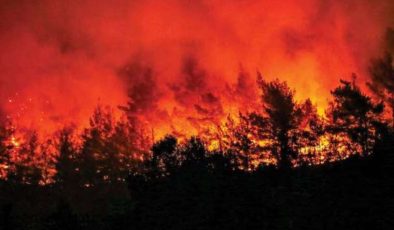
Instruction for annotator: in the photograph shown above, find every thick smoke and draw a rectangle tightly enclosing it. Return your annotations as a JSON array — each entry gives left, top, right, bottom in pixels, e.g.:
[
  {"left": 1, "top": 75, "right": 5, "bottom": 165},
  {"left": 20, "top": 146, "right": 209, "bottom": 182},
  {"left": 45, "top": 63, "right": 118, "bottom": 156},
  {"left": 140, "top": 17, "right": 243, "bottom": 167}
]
[{"left": 0, "top": 0, "right": 393, "bottom": 136}]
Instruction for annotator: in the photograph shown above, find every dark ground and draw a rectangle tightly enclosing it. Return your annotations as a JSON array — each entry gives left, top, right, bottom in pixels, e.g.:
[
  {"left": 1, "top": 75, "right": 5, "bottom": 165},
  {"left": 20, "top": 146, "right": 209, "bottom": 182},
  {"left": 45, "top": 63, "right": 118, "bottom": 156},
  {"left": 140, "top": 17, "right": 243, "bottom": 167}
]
[{"left": 1, "top": 152, "right": 393, "bottom": 230}]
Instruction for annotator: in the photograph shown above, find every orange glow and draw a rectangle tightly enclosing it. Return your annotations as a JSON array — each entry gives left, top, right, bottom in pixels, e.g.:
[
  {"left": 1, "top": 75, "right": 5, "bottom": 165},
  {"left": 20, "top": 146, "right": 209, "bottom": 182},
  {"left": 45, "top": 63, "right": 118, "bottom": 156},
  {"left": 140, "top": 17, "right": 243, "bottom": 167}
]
[
  {"left": 10, "top": 136, "right": 20, "bottom": 148},
  {"left": 0, "top": 0, "right": 393, "bottom": 176}
]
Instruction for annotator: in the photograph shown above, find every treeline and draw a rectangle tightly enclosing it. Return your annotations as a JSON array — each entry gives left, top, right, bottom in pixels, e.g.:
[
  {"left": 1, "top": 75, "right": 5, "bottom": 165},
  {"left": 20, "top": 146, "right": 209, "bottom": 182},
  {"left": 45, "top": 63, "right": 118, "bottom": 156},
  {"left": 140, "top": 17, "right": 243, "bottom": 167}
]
[
  {"left": 0, "top": 54, "right": 393, "bottom": 187},
  {"left": 0, "top": 54, "right": 393, "bottom": 230}
]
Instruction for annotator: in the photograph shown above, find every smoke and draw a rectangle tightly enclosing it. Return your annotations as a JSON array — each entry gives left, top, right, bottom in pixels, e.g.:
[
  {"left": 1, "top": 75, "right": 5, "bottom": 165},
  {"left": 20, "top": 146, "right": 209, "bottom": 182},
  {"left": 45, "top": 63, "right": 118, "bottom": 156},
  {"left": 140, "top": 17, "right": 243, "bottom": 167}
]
[
  {"left": 0, "top": 0, "right": 393, "bottom": 136},
  {"left": 385, "top": 28, "right": 394, "bottom": 55}
]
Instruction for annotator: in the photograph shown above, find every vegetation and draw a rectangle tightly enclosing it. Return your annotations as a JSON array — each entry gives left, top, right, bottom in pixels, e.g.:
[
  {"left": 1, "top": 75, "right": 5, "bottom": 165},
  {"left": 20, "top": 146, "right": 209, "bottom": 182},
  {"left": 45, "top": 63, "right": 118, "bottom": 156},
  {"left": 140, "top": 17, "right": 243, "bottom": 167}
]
[{"left": 0, "top": 55, "right": 394, "bottom": 229}]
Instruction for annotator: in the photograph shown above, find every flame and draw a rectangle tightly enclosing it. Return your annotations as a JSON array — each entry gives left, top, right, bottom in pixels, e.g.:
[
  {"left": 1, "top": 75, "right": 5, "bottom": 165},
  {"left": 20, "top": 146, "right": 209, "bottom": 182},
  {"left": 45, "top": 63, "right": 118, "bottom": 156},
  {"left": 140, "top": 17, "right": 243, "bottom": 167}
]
[
  {"left": 0, "top": 0, "right": 392, "bottom": 138},
  {"left": 10, "top": 136, "right": 20, "bottom": 148},
  {"left": 0, "top": 0, "right": 392, "bottom": 181}
]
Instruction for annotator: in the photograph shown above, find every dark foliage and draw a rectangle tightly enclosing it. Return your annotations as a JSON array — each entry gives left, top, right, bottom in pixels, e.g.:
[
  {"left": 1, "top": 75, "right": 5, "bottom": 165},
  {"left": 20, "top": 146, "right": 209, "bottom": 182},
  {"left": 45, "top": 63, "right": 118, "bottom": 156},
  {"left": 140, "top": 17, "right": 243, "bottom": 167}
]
[
  {"left": 0, "top": 143, "right": 393, "bottom": 229},
  {"left": 328, "top": 78, "right": 384, "bottom": 156},
  {"left": 0, "top": 76, "right": 393, "bottom": 230}
]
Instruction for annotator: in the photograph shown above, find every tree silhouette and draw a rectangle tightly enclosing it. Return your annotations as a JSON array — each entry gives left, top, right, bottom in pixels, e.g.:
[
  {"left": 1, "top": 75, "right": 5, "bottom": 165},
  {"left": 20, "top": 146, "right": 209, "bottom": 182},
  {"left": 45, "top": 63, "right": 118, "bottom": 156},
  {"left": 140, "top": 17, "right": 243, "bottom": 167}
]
[
  {"left": 295, "top": 99, "right": 325, "bottom": 165},
  {"left": 221, "top": 115, "right": 258, "bottom": 170},
  {"left": 0, "top": 70, "right": 392, "bottom": 229},
  {"left": 150, "top": 135, "right": 178, "bottom": 177},
  {"left": 79, "top": 105, "right": 149, "bottom": 186},
  {"left": 54, "top": 127, "right": 79, "bottom": 188},
  {"left": 0, "top": 121, "right": 13, "bottom": 180},
  {"left": 255, "top": 75, "right": 302, "bottom": 169},
  {"left": 179, "top": 136, "right": 208, "bottom": 166},
  {"left": 8, "top": 131, "right": 42, "bottom": 185},
  {"left": 80, "top": 105, "right": 115, "bottom": 187},
  {"left": 221, "top": 77, "right": 323, "bottom": 169},
  {"left": 328, "top": 78, "right": 384, "bottom": 156}
]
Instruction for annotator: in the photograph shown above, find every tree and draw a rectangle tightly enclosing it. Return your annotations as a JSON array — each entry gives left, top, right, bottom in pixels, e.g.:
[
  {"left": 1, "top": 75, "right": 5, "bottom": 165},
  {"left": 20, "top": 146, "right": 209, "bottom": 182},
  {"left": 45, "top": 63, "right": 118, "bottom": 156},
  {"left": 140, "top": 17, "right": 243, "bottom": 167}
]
[
  {"left": 110, "top": 117, "right": 150, "bottom": 179},
  {"left": 79, "top": 105, "right": 148, "bottom": 186},
  {"left": 8, "top": 131, "right": 42, "bottom": 185},
  {"left": 0, "top": 121, "right": 13, "bottom": 180},
  {"left": 221, "top": 114, "right": 266, "bottom": 171},
  {"left": 222, "top": 115, "right": 251, "bottom": 170},
  {"left": 221, "top": 76, "right": 323, "bottom": 169},
  {"left": 255, "top": 76, "right": 302, "bottom": 169},
  {"left": 328, "top": 78, "right": 384, "bottom": 156},
  {"left": 178, "top": 137, "right": 208, "bottom": 171},
  {"left": 150, "top": 135, "right": 178, "bottom": 176},
  {"left": 80, "top": 105, "right": 115, "bottom": 186},
  {"left": 39, "top": 138, "right": 57, "bottom": 185},
  {"left": 294, "top": 99, "right": 325, "bottom": 165},
  {"left": 54, "top": 127, "right": 79, "bottom": 188}
]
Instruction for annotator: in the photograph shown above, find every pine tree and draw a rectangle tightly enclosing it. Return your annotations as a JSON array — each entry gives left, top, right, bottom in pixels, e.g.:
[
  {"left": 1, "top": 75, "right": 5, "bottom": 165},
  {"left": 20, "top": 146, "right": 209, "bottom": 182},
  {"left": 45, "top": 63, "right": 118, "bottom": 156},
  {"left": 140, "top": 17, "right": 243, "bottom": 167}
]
[
  {"left": 54, "top": 127, "right": 78, "bottom": 188},
  {"left": 328, "top": 78, "right": 384, "bottom": 156},
  {"left": 8, "top": 131, "right": 42, "bottom": 185},
  {"left": 80, "top": 105, "right": 115, "bottom": 186},
  {"left": 255, "top": 76, "right": 302, "bottom": 169}
]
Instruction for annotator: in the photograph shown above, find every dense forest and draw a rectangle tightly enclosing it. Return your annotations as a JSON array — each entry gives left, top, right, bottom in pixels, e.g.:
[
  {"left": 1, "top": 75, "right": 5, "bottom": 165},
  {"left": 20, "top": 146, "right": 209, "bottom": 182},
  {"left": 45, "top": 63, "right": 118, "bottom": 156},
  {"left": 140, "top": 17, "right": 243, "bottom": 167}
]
[{"left": 0, "top": 52, "right": 394, "bottom": 229}]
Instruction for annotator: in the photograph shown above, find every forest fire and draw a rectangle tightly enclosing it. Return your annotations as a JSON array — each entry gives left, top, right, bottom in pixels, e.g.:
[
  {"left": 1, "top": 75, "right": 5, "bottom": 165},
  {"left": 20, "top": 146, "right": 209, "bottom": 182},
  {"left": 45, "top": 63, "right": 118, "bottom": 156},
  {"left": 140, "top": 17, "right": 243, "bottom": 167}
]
[
  {"left": 1, "top": 0, "right": 392, "bottom": 135},
  {"left": 0, "top": 0, "right": 393, "bottom": 184},
  {"left": 1, "top": 1, "right": 394, "bottom": 229}
]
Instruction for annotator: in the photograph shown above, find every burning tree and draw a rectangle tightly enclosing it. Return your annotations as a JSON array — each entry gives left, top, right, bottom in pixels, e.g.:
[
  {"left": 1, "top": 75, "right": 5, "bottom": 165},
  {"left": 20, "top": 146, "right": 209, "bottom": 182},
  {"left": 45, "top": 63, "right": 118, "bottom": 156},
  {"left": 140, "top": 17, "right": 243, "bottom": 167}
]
[
  {"left": 77, "top": 103, "right": 151, "bottom": 187},
  {"left": 221, "top": 114, "right": 262, "bottom": 171},
  {"left": 327, "top": 78, "right": 384, "bottom": 157},
  {"left": 253, "top": 76, "right": 303, "bottom": 169},
  {"left": 7, "top": 131, "right": 42, "bottom": 185},
  {"left": 54, "top": 127, "right": 79, "bottom": 188},
  {"left": 293, "top": 99, "right": 325, "bottom": 165},
  {"left": 0, "top": 122, "right": 13, "bottom": 179},
  {"left": 220, "top": 75, "right": 325, "bottom": 169}
]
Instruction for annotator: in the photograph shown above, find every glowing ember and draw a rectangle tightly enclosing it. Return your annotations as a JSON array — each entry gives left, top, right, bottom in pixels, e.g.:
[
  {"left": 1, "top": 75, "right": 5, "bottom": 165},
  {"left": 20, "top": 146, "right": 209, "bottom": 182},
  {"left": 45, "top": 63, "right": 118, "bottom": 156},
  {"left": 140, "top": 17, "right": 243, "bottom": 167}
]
[{"left": 10, "top": 136, "right": 20, "bottom": 148}]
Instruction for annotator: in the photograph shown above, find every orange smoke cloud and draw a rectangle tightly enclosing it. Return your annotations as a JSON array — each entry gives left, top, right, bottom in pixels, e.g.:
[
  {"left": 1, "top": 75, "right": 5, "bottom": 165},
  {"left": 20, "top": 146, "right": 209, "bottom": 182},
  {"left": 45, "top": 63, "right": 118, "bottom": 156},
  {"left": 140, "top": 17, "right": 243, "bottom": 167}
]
[{"left": 0, "top": 0, "right": 393, "bottom": 137}]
